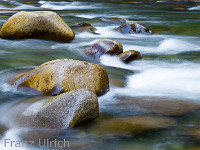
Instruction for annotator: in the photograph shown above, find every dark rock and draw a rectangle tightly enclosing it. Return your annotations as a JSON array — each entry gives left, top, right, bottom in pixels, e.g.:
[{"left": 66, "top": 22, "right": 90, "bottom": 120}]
[
  {"left": 85, "top": 38, "right": 123, "bottom": 59},
  {"left": 117, "top": 22, "right": 152, "bottom": 34},
  {"left": 118, "top": 50, "right": 142, "bottom": 63}
]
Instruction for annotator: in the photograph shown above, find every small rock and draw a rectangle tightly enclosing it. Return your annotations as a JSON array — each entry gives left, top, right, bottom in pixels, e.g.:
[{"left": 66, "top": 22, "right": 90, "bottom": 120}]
[
  {"left": 85, "top": 38, "right": 123, "bottom": 59},
  {"left": 0, "top": 11, "right": 75, "bottom": 42},
  {"left": 117, "top": 22, "right": 152, "bottom": 34},
  {"left": 89, "top": 115, "right": 176, "bottom": 135},
  {"left": 10, "top": 90, "right": 99, "bottom": 129},
  {"left": 12, "top": 59, "right": 109, "bottom": 96},
  {"left": 117, "top": 97, "right": 200, "bottom": 116},
  {"left": 118, "top": 50, "right": 142, "bottom": 63}
]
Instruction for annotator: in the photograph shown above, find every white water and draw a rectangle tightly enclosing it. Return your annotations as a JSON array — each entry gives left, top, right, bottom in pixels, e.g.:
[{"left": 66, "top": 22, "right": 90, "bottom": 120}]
[
  {"left": 39, "top": 1, "right": 101, "bottom": 10},
  {"left": 188, "top": 5, "right": 200, "bottom": 10},
  {"left": 101, "top": 56, "right": 200, "bottom": 101}
]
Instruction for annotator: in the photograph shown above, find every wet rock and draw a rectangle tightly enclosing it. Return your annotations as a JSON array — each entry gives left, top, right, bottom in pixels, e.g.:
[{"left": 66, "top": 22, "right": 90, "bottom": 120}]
[
  {"left": 71, "top": 22, "right": 97, "bottom": 34},
  {"left": 117, "top": 22, "right": 152, "bottom": 34},
  {"left": 117, "top": 97, "right": 200, "bottom": 116},
  {"left": 12, "top": 59, "right": 109, "bottom": 96},
  {"left": 102, "top": 17, "right": 126, "bottom": 24},
  {"left": 89, "top": 115, "right": 176, "bottom": 135},
  {"left": 85, "top": 38, "right": 123, "bottom": 59},
  {"left": 118, "top": 50, "right": 142, "bottom": 63},
  {"left": 18, "top": 90, "right": 99, "bottom": 129},
  {"left": 0, "top": 11, "right": 74, "bottom": 42}
]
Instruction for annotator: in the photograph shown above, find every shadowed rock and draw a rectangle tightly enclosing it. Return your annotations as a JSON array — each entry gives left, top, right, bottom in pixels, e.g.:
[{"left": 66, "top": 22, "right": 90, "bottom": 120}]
[
  {"left": 12, "top": 59, "right": 109, "bottom": 96},
  {"left": 85, "top": 38, "right": 123, "bottom": 59},
  {"left": 0, "top": 11, "right": 74, "bottom": 42},
  {"left": 118, "top": 50, "right": 142, "bottom": 63},
  {"left": 117, "top": 22, "right": 152, "bottom": 34}
]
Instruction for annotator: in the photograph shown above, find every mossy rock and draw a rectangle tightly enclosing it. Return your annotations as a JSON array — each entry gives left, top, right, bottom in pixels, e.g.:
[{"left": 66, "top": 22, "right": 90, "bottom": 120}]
[
  {"left": 89, "top": 115, "right": 176, "bottom": 135},
  {"left": 12, "top": 59, "right": 109, "bottom": 96},
  {"left": 0, "top": 11, "right": 75, "bottom": 42},
  {"left": 7, "top": 90, "right": 99, "bottom": 129},
  {"left": 117, "top": 22, "right": 152, "bottom": 34},
  {"left": 118, "top": 50, "right": 142, "bottom": 63},
  {"left": 85, "top": 38, "right": 123, "bottom": 59}
]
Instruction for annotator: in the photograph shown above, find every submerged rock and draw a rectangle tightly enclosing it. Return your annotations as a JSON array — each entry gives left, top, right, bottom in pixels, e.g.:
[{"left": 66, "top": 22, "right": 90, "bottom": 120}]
[
  {"left": 89, "top": 115, "right": 176, "bottom": 135},
  {"left": 102, "top": 17, "right": 126, "bottom": 24},
  {"left": 71, "top": 22, "right": 97, "bottom": 34},
  {"left": 186, "top": 127, "right": 200, "bottom": 142},
  {"left": 85, "top": 38, "right": 123, "bottom": 59},
  {"left": 12, "top": 59, "right": 109, "bottom": 96},
  {"left": 117, "top": 97, "right": 200, "bottom": 116},
  {"left": 73, "top": 22, "right": 92, "bottom": 27},
  {"left": 12, "top": 90, "right": 99, "bottom": 128},
  {"left": 118, "top": 50, "right": 142, "bottom": 63},
  {"left": 0, "top": 11, "right": 74, "bottom": 42},
  {"left": 117, "top": 22, "right": 152, "bottom": 34}
]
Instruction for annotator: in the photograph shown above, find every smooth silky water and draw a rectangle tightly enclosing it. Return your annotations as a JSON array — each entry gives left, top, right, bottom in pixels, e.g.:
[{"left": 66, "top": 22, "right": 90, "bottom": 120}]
[{"left": 0, "top": 0, "right": 200, "bottom": 149}]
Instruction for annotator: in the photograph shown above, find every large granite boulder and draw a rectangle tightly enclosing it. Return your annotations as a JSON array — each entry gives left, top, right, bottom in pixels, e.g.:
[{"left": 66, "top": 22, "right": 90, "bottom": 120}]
[
  {"left": 85, "top": 38, "right": 123, "bottom": 59},
  {"left": 12, "top": 59, "right": 109, "bottom": 96},
  {"left": 117, "top": 22, "right": 152, "bottom": 34},
  {"left": 5, "top": 90, "right": 99, "bottom": 129},
  {"left": 0, "top": 11, "right": 74, "bottom": 42}
]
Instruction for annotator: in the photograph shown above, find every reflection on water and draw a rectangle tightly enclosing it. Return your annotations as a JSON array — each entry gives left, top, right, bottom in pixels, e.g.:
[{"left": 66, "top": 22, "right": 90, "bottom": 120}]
[{"left": 0, "top": 0, "right": 200, "bottom": 149}]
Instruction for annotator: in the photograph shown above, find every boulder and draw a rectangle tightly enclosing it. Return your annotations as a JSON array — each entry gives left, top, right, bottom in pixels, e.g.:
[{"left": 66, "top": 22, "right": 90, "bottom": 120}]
[
  {"left": 89, "top": 115, "right": 176, "bottom": 135},
  {"left": 12, "top": 59, "right": 109, "bottom": 96},
  {"left": 118, "top": 50, "right": 142, "bottom": 63},
  {"left": 5, "top": 90, "right": 99, "bottom": 129},
  {"left": 0, "top": 11, "right": 74, "bottom": 42},
  {"left": 85, "top": 38, "right": 123, "bottom": 59},
  {"left": 117, "top": 22, "right": 152, "bottom": 34},
  {"left": 117, "top": 97, "right": 200, "bottom": 116}
]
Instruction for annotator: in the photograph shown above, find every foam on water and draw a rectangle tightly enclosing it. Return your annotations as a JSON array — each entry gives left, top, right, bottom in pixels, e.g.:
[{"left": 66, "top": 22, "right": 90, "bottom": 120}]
[
  {"left": 188, "top": 5, "right": 200, "bottom": 10},
  {"left": 39, "top": 1, "right": 100, "bottom": 10},
  {"left": 101, "top": 56, "right": 200, "bottom": 101}
]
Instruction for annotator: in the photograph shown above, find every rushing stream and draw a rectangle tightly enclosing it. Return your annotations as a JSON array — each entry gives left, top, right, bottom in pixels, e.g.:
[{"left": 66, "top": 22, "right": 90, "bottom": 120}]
[{"left": 0, "top": 0, "right": 200, "bottom": 150}]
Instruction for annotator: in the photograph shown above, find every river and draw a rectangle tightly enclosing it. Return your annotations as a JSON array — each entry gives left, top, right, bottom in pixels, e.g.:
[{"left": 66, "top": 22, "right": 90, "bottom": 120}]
[{"left": 0, "top": 0, "right": 200, "bottom": 150}]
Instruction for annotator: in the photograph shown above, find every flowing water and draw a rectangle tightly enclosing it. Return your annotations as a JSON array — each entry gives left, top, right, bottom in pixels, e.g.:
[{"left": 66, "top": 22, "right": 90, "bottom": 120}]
[{"left": 0, "top": 0, "right": 200, "bottom": 150}]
